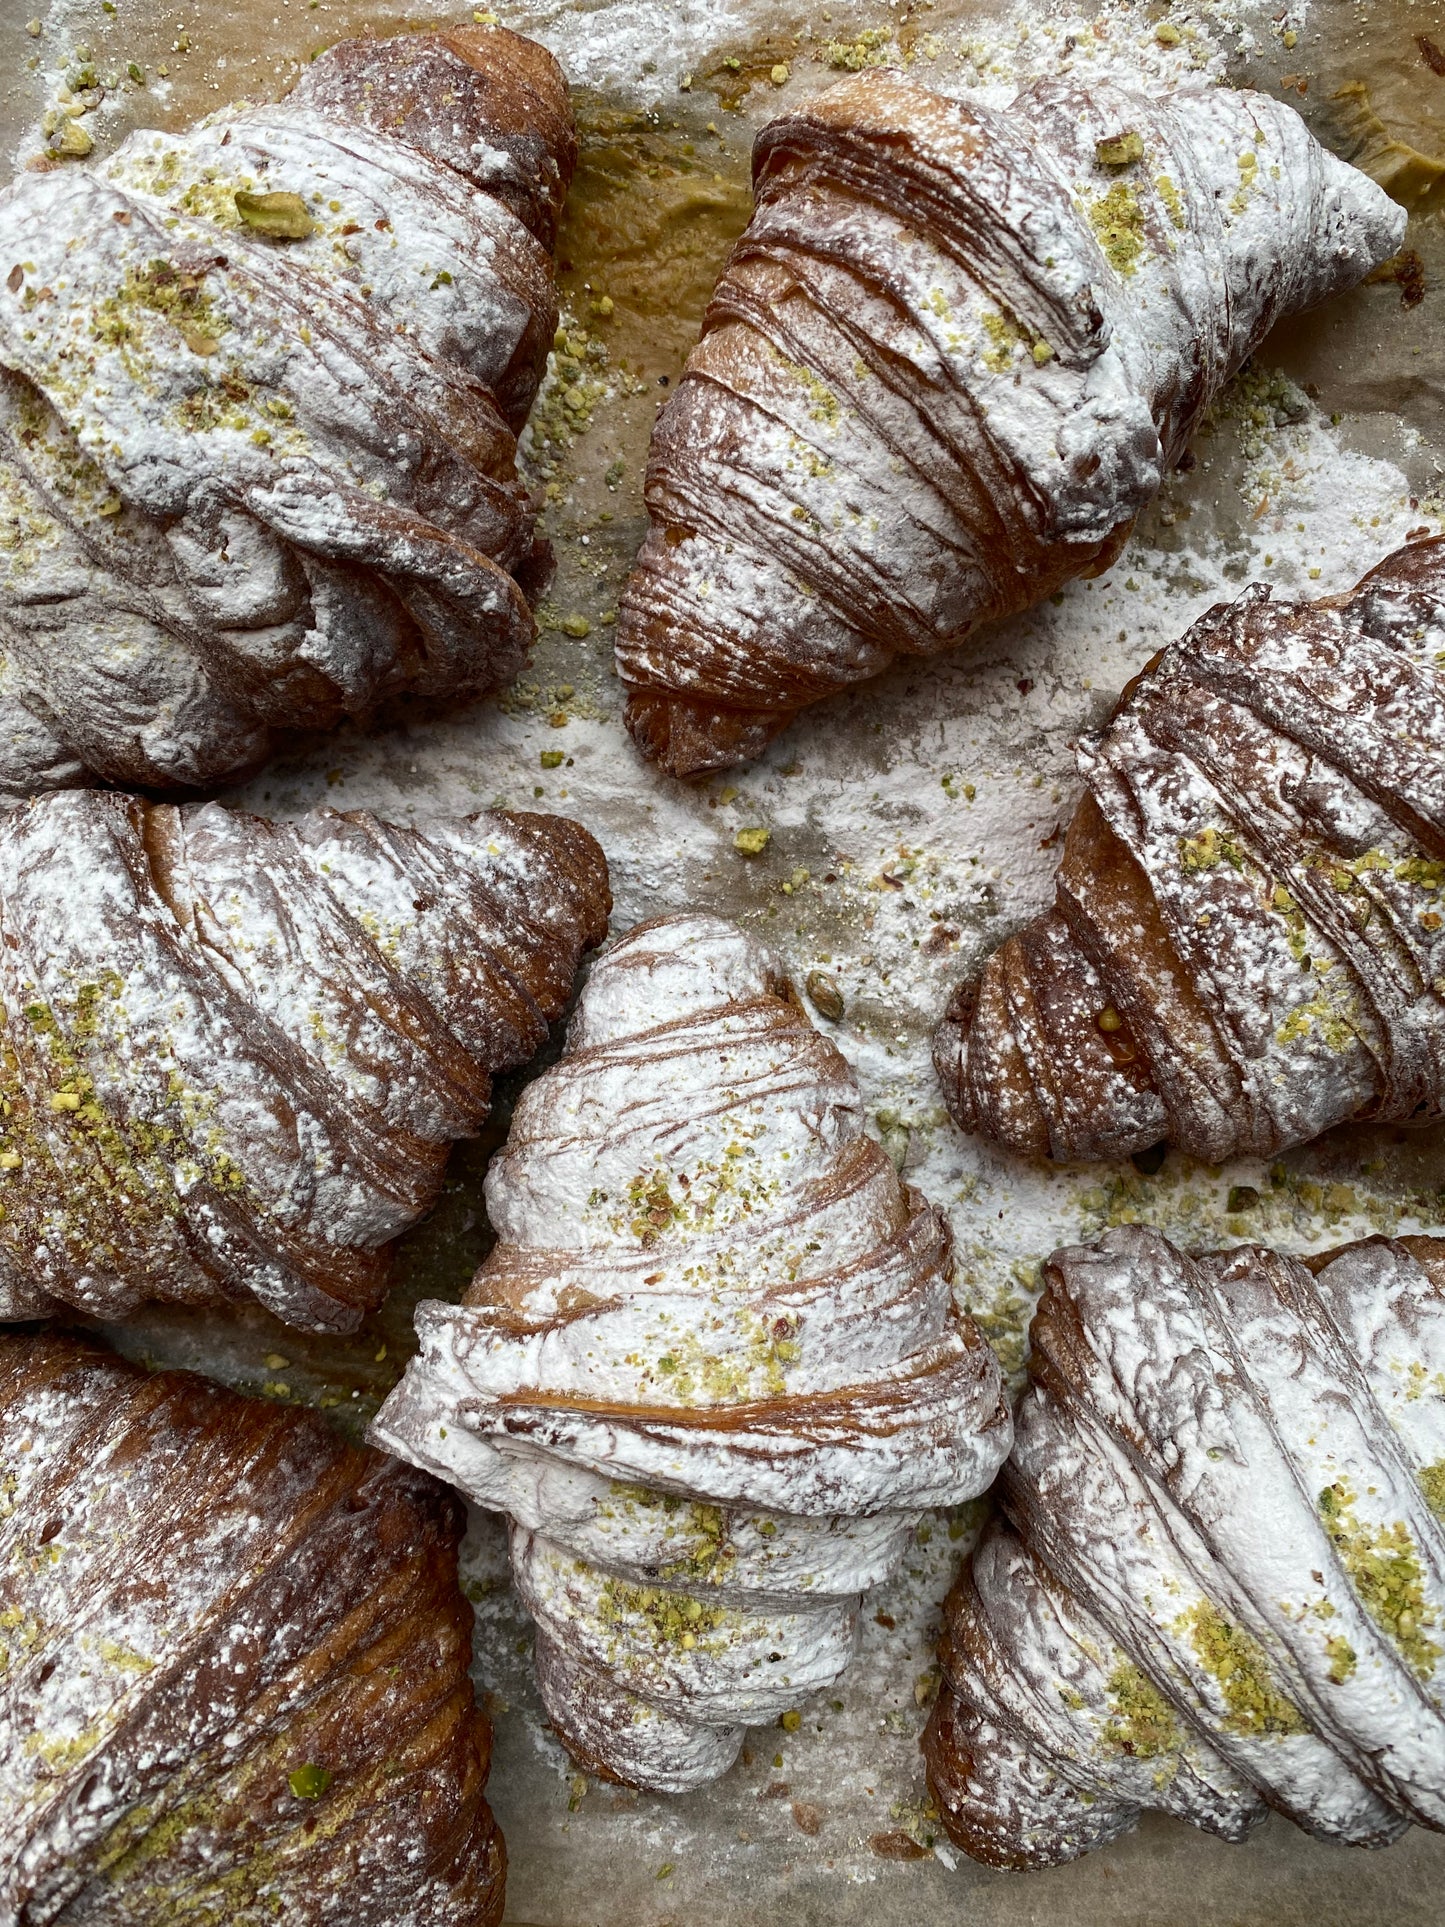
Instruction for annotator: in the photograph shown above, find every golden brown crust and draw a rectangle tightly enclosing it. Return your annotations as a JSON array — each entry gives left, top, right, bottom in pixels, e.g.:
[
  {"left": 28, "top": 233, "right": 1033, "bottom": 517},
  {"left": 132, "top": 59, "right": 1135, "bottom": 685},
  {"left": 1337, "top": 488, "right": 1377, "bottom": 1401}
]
[
  {"left": 290, "top": 25, "right": 576, "bottom": 249},
  {"left": 615, "top": 73, "right": 1403, "bottom": 775},
  {"left": 0, "top": 1328, "right": 503, "bottom": 1926}
]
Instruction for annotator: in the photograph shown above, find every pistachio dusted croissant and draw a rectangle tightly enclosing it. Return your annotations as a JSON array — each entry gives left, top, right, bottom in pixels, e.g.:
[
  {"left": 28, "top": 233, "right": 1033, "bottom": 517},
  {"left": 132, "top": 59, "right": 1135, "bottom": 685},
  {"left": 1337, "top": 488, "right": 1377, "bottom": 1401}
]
[
  {"left": 372, "top": 915, "right": 1012, "bottom": 1792},
  {"left": 935, "top": 537, "right": 1445, "bottom": 1165},
  {"left": 0, "top": 25, "right": 575, "bottom": 795},
  {"left": 0, "top": 1326, "right": 505, "bottom": 1926},
  {"left": 0, "top": 789, "right": 609, "bottom": 1331},
  {"left": 614, "top": 72, "right": 1404, "bottom": 776},
  {"left": 924, "top": 1225, "right": 1445, "bottom": 1869}
]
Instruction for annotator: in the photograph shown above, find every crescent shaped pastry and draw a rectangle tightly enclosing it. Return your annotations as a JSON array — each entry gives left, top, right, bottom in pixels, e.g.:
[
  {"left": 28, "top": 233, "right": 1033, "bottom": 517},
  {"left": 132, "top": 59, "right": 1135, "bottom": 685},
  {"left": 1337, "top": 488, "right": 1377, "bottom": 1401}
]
[
  {"left": 0, "top": 790, "right": 608, "bottom": 1331},
  {"left": 373, "top": 913, "right": 1012, "bottom": 1791},
  {"left": 926, "top": 1225, "right": 1445, "bottom": 1868},
  {"left": 935, "top": 537, "right": 1445, "bottom": 1164},
  {"left": 0, "top": 26, "right": 574, "bottom": 793},
  {"left": 0, "top": 1326, "right": 505, "bottom": 1925},
  {"left": 614, "top": 72, "right": 1404, "bottom": 775}
]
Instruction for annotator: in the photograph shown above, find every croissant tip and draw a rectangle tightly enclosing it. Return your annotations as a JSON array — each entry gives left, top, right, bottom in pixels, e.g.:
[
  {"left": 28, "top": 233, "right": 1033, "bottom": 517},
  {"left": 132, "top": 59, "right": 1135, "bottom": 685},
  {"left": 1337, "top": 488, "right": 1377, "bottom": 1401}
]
[{"left": 622, "top": 690, "right": 788, "bottom": 777}]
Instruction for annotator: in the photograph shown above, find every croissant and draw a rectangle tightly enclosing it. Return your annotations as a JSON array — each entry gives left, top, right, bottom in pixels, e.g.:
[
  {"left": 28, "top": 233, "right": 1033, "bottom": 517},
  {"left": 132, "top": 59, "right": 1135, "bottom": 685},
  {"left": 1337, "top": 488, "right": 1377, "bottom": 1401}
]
[
  {"left": 371, "top": 913, "right": 1012, "bottom": 1792},
  {"left": 0, "top": 25, "right": 574, "bottom": 795},
  {"left": 923, "top": 1223, "right": 1445, "bottom": 1869},
  {"left": 613, "top": 70, "right": 1405, "bottom": 776},
  {"left": 935, "top": 536, "right": 1445, "bottom": 1165},
  {"left": 0, "top": 788, "right": 608, "bottom": 1331},
  {"left": 0, "top": 1325, "right": 504, "bottom": 1925}
]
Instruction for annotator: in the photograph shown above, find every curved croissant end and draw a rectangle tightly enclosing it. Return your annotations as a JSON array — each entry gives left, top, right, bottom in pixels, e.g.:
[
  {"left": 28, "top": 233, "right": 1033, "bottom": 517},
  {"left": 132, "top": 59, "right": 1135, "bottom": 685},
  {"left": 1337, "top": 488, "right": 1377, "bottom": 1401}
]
[
  {"left": 0, "top": 1327, "right": 504, "bottom": 1927},
  {"left": 0, "top": 26, "right": 574, "bottom": 796},
  {"left": 924, "top": 1224, "right": 1445, "bottom": 1868},
  {"left": 614, "top": 71, "right": 1405, "bottom": 776},
  {"left": 373, "top": 913, "right": 1012, "bottom": 1792},
  {"left": 935, "top": 537, "right": 1445, "bottom": 1165},
  {"left": 0, "top": 789, "right": 609, "bottom": 1332}
]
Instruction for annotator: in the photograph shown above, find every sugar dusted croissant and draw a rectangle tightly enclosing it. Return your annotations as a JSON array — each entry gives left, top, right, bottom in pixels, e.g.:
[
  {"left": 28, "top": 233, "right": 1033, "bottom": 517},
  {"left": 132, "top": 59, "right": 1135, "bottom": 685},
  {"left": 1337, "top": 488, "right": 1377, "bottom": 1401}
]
[
  {"left": 0, "top": 789, "right": 608, "bottom": 1331},
  {"left": 372, "top": 914, "right": 1012, "bottom": 1792},
  {"left": 0, "top": 1326, "right": 504, "bottom": 1925},
  {"left": 935, "top": 536, "right": 1445, "bottom": 1165},
  {"left": 614, "top": 71, "right": 1405, "bottom": 776},
  {"left": 0, "top": 25, "right": 574, "bottom": 794},
  {"left": 924, "top": 1224, "right": 1445, "bottom": 1869}
]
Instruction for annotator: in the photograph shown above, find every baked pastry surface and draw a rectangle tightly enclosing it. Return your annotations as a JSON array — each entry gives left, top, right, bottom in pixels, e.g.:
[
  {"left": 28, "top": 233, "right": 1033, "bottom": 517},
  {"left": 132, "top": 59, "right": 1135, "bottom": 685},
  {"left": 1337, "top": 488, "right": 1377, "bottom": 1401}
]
[
  {"left": 615, "top": 71, "right": 1404, "bottom": 774},
  {"left": 0, "top": 1326, "right": 505, "bottom": 1925},
  {"left": 374, "top": 913, "right": 1012, "bottom": 1791},
  {"left": 0, "top": 790, "right": 609, "bottom": 1330},
  {"left": 926, "top": 1224, "right": 1445, "bottom": 1867},
  {"left": 935, "top": 536, "right": 1445, "bottom": 1163},
  {"left": 0, "top": 26, "right": 574, "bottom": 794}
]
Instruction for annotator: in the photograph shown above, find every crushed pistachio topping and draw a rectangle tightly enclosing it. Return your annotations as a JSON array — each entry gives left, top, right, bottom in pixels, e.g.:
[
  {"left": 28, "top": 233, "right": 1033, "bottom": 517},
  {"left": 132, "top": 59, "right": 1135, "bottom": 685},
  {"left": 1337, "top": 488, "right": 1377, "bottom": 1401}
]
[
  {"left": 646, "top": 1308, "right": 802, "bottom": 1405},
  {"left": 1318, "top": 1479, "right": 1441, "bottom": 1678},
  {"left": 824, "top": 27, "right": 892, "bottom": 70},
  {"left": 1325, "top": 1634, "right": 1357, "bottom": 1684},
  {"left": 1088, "top": 181, "right": 1147, "bottom": 277},
  {"left": 980, "top": 310, "right": 1020, "bottom": 374},
  {"left": 1100, "top": 1658, "right": 1180, "bottom": 1758},
  {"left": 773, "top": 346, "right": 840, "bottom": 426},
  {"left": 1094, "top": 131, "right": 1145, "bottom": 169},
  {"left": 0, "top": 973, "right": 251, "bottom": 1286},
  {"left": 91, "top": 257, "right": 231, "bottom": 363},
  {"left": 597, "top": 1576, "right": 729, "bottom": 1650},
  {"left": 1181, "top": 1601, "right": 1306, "bottom": 1736},
  {"left": 1155, "top": 173, "right": 1186, "bottom": 229},
  {"left": 1274, "top": 994, "right": 1358, "bottom": 1053},
  {"left": 628, "top": 1170, "right": 681, "bottom": 1246},
  {"left": 1418, "top": 1460, "right": 1445, "bottom": 1520},
  {"left": 1178, "top": 827, "right": 1248, "bottom": 873},
  {"left": 1231, "top": 147, "right": 1260, "bottom": 215},
  {"left": 234, "top": 189, "right": 315, "bottom": 239}
]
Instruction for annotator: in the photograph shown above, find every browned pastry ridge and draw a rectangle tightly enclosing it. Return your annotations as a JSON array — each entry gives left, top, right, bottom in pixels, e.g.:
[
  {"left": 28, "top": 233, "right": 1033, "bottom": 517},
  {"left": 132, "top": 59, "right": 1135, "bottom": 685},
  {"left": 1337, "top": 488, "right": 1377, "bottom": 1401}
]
[
  {"left": 923, "top": 1225, "right": 1445, "bottom": 1870},
  {"left": 0, "top": 25, "right": 575, "bottom": 794},
  {"left": 0, "top": 789, "right": 609, "bottom": 1331},
  {"left": 935, "top": 536, "right": 1445, "bottom": 1164},
  {"left": 613, "top": 69, "right": 1403, "bottom": 776},
  {"left": 0, "top": 1326, "right": 504, "bottom": 1926}
]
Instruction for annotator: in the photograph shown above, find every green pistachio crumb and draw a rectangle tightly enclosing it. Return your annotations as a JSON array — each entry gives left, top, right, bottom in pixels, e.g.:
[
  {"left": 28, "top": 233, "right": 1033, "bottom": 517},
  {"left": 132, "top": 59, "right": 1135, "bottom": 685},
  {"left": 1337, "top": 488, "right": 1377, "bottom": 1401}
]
[
  {"left": 1101, "top": 1659, "right": 1180, "bottom": 1759},
  {"left": 1319, "top": 1480, "right": 1441, "bottom": 1678},
  {"left": 234, "top": 190, "right": 314, "bottom": 239},
  {"left": 1095, "top": 131, "right": 1145, "bottom": 169},
  {"left": 1183, "top": 1601, "right": 1307, "bottom": 1736}
]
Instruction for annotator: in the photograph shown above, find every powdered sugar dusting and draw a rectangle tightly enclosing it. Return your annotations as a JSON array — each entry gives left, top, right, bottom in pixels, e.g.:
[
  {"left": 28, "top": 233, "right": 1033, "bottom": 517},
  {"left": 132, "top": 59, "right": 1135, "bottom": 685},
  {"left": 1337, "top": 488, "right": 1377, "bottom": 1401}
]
[
  {"left": 372, "top": 912, "right": 1010, "bottom": 1791},
  {"left": 14, "top": 0, "right": 1436, "bottom": 1909}
]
